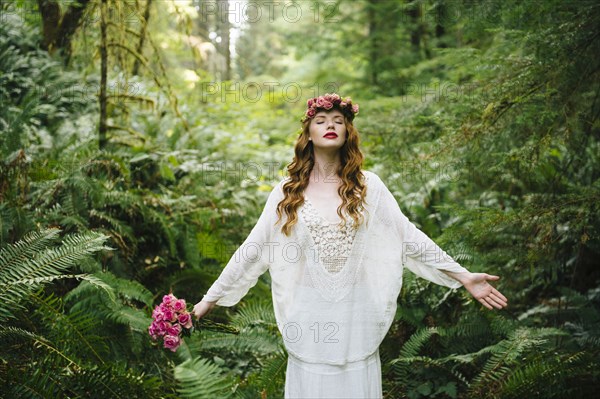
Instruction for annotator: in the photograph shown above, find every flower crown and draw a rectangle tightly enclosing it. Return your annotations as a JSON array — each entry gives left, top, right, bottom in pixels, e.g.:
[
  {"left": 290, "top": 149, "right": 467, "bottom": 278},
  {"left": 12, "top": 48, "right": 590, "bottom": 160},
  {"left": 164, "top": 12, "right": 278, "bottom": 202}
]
[{"left": 301, "top": 93, "right": 359, "bottom": 123}]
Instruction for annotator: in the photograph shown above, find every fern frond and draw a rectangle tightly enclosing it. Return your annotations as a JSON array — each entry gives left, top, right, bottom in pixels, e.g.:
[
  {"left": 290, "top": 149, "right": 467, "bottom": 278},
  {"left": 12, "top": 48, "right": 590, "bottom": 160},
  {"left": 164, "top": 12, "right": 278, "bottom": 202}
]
[
  {"left": 0, "top": 228, "right": 60, "bottom": 274},
  {"left": 468, "top": 327, "right": 567, "bottom": 397},
  {"left": 238, "top": 345, "right": 287, "bottom": 399},
  {"left": 0, "top": 326, "right": 79, "bottom": 368},
  {"left": 195, "top": 327, "right": 281, "bottom": 354},
  {"left": 0, "top": 229, "right": 113, "bottom": 320},
  {"left": 399, "top": 327, "right": 440, "bottom": 358},
  {"left": 174, "top": 357, "right": 234, "bottom": 398},
  {"left": 230, "top": 300, "right": 277, "bottom": 329},
  {"left": 502, "top": 350, "right": 599, "bottom": 399},
  {"left": 31, "top": 293, "right": 109, "bottom": 364},
  {"left": 65, "top": 363, "right": 165, "bottom": 398}
]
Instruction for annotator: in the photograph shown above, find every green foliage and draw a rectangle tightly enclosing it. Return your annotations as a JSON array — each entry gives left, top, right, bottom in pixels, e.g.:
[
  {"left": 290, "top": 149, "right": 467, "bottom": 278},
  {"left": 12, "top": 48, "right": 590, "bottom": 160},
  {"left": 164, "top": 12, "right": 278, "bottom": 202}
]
[
  {"left": 174, "top": 357, "right": 234, "bottom": 398},
  {"left": 1, "top": 0, "right": 599, "bottom": 396},
  {"left": 0, "top": 228, "right": 113, "bottom": 320},
  {"left": 185, "top": 300, "right": 287, "bottom": 398},
  {"left": 0, "top": 227, "right": 166, "bottom": 397}
]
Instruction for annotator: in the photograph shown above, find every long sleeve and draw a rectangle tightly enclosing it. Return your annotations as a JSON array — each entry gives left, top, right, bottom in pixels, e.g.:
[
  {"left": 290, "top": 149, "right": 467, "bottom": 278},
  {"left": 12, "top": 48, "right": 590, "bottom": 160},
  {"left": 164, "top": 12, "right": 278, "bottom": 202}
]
[
  {"left": 202, "top": 181, "right": 283, "bottom": 306},
  {"left": 376, "top": 174, "right": 469, "bottom": 288}
]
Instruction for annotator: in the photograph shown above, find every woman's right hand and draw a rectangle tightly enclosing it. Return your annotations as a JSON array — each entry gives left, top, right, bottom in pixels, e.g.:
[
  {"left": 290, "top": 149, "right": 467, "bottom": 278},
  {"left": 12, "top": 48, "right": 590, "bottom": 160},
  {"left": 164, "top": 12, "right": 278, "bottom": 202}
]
[{"left": 192, "top": 299, "right": 217, "bottom": 320}]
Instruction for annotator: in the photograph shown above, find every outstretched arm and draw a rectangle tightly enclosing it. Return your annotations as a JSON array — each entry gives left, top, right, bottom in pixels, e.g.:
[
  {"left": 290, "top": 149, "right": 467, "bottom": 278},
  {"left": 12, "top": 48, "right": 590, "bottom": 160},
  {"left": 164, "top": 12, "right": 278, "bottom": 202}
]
[
  {"left": 374, "top": 172, "right": 508, "bottom": 310},
  {"left": 442, "top": 271, "right": 508, "bottom": 310}
]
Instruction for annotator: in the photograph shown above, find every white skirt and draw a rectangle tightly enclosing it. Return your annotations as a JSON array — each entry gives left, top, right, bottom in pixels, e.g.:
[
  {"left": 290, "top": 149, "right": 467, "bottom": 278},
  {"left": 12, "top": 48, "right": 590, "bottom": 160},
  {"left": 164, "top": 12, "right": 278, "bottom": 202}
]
[{"left": 284, "top": 349, "right": 383, "bottom": 399}]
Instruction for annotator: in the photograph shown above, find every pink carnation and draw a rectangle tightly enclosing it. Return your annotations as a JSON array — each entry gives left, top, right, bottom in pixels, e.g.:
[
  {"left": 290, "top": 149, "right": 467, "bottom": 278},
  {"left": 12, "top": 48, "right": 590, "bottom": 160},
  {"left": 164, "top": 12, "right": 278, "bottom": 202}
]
[{"left": 163, "top": 334, "right": 181, "bottom": 352}]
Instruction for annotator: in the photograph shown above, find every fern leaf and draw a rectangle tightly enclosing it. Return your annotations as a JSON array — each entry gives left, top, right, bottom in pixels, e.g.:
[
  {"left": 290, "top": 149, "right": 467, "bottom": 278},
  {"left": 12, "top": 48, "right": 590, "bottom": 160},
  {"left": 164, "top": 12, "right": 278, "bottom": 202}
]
[
  {"left": 174, "top": 357, "right": 234, "bottom": 398},
  {"left": 0, "top": 228, "right": 113, "bottom": 320},
  {"left": 0, "top": 228, "right": 60, "bottom": 276}
]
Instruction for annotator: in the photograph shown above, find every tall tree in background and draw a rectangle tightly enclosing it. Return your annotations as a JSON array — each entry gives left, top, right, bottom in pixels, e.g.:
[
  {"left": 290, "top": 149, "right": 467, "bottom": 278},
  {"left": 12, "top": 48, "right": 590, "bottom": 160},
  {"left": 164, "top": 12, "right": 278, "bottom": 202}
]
[
  {"left": 234, "top": 3, "right": 285, "bottom": 80},
  {"left": 364, "top": 0, "right": 404, "bottom": 95},
  {"left": 37, "top": 0, "right": 91, "bottom": 64},
  {"left": 216, "top": 0, "right": 231, "bottom": 80},
  {"left": 405, "top": 0, "right": 430, "bottom": 59},
  {"left": 366, "top": 0, "right": 380, "bottom": 87},
  {"left": 132, "top": 0, "right": 152, "bottom": 76}
]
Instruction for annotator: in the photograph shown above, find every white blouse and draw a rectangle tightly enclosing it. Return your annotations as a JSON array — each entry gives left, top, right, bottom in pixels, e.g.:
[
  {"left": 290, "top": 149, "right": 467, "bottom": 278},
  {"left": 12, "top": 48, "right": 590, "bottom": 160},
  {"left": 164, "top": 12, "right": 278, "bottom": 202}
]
[
  {"left": 299, "top": 197, "right": 357, "bottom": 274},
  {"left": 202, "top": 170, "right": 469, "bottom": 365}
]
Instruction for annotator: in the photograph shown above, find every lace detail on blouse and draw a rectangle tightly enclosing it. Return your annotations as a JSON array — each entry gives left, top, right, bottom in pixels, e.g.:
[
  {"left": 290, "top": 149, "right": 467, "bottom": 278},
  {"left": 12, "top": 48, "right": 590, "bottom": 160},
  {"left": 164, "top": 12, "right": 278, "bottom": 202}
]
[{"left": 300, "top": 198, "right": 358, "bottom": 274}]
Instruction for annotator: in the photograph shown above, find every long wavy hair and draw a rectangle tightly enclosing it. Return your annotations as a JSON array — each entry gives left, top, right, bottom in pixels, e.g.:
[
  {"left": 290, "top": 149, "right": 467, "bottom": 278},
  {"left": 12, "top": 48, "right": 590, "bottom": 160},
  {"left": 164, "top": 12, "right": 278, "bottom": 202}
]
[{"left": 275, "top": 109, "right": 369, "bottom": 236}]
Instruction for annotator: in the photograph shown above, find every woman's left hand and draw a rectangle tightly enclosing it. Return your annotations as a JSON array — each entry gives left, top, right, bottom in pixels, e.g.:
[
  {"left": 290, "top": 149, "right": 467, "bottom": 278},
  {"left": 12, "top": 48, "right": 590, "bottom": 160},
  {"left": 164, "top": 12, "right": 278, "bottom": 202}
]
[{"left": 460, "top": 273, "right": 508, "bottom": 310}]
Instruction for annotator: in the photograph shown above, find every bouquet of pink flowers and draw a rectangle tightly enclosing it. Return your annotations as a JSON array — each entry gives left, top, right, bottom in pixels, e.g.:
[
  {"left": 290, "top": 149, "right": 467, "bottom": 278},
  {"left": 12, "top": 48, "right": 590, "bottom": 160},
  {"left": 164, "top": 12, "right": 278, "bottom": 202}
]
[
  {"left": 148, "top": 294, "right": 193, "bottom": 351},
  {"left": 148, "top": 293, "right": 239, "bottom": 352}
]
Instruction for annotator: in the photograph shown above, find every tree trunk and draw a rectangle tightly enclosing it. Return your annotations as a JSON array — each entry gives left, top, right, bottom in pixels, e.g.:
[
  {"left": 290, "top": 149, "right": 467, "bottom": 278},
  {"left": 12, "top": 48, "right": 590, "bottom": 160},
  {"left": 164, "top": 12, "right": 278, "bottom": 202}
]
[
  {"left": 406, "top": 0, "right": 422, "bottom": 50},
  {"left": 132, "top": 0, "right": 152, "bottom": 75},
  {"left": 37, "top": 0, "right": 60, "bottom": 51},
  {"left": 367, "top": 0, "right": 379, "bottom": 87},
  {"left": 216, "top": 0, "right": 231, "bottom": 80},
  {"left": 37, "top": 0, "right": 91, "bottom": 64},
  {"left": 55, "top": 0, "right": 91, "bottom": 64},
  {"left": 99, "top": 0, "right": 108, "bottom": 149}
]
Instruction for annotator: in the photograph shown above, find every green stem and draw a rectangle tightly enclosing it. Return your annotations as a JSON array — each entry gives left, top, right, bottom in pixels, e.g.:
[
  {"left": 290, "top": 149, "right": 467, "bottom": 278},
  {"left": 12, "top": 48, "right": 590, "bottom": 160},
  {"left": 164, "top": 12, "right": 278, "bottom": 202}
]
[{"left": 193, "top": 318, "right": 240, "bottom": 335}]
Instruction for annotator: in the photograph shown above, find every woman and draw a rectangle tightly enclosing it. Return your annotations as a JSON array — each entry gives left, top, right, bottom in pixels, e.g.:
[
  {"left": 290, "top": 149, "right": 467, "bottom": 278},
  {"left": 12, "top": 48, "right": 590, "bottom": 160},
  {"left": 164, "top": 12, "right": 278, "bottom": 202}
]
[{"left": 193, "top": 93, "right": 508, "bottom": 398}]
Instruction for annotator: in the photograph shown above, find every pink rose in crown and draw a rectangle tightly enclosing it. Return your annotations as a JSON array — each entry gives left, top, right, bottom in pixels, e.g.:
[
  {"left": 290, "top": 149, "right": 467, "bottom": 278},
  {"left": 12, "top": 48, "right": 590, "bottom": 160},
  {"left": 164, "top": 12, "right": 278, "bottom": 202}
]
[
  {"left": 307, "top": 108, "right": 316, "bottom": 118},
  {"left": 352, "top": 104, "right": 359, "bottom": 113},
  {"left": 323, "top": 101, "right": 333, "bottom": 109},
  {"left": 316, "top": 97, "right": 326, "bottom": 107},
  {"left": 307, "top": 98, "right": 315, "bottom": 107}
]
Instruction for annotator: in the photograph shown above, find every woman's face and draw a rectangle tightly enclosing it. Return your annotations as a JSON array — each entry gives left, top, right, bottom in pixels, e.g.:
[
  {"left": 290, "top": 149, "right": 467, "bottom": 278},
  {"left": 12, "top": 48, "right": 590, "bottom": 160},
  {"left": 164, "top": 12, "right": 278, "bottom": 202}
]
[{"left": 308, "top": 109, "right": 347, "bottom": 150}]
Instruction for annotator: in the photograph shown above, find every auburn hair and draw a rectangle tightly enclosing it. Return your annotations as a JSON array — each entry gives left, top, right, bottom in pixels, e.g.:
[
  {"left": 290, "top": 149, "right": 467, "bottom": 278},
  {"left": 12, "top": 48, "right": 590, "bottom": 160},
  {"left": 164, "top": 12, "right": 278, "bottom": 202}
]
[{"left": 275, "top": 110, "right": 369, "bottom": 236}]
